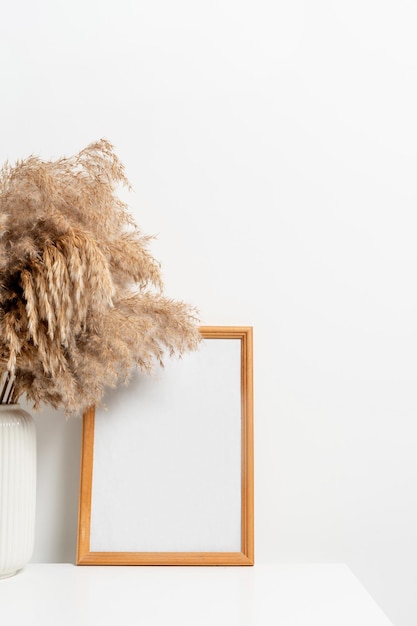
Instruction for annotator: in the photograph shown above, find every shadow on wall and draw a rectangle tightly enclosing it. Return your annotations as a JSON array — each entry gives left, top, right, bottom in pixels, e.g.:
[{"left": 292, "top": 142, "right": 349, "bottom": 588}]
[{"left": 29, "top": 403, "right": 83, "bottom": 563}]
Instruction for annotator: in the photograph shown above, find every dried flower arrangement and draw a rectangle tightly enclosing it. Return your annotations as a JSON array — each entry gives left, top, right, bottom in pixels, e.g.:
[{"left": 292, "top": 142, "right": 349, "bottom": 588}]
[{"left": 0, "top": 139, "right": 201, "bottom": 415}]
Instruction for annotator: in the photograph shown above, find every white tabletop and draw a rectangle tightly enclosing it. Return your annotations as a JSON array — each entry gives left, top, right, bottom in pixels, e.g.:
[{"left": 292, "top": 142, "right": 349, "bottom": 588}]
[{"left": 0, "top": 563, "right": 392, "bottom": 626}]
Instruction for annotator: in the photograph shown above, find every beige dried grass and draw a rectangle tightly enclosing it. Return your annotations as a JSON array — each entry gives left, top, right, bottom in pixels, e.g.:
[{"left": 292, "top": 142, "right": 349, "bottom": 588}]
[{"left": 0, "top": 139, "right": 201, "bottom": 415}]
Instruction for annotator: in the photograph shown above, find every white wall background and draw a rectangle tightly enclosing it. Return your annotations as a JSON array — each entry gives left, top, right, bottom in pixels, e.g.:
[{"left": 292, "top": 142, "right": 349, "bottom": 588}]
[{"left": 1, "top": 1, "right": 416, "bottom": 624}]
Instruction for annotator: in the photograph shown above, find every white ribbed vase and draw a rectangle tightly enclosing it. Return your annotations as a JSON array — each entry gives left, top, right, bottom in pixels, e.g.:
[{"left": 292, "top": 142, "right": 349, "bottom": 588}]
[{"left": 0, "top": 405, "right": 36, "bottom": 579}]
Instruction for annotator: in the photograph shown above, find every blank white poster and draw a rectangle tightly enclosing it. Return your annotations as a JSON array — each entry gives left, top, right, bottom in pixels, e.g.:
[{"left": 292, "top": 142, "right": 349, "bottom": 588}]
[{"left": 90, "top": 337, "right": 242, "bottom": 553}]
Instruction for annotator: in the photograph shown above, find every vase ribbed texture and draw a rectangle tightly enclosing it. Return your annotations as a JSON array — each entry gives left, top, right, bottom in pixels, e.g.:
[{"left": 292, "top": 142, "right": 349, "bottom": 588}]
[{"left": 0, "top": 405, "right": 36, "bottom": 579}]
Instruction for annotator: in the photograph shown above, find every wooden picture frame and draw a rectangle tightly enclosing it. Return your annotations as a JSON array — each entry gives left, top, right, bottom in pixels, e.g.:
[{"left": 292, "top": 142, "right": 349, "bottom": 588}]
[{"left": 77, "top": 326, "right": 254, "bottom": 565}]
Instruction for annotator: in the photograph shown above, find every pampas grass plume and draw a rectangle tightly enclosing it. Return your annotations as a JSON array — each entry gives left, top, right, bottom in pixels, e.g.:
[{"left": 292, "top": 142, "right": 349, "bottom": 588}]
[{"left": 0, "top": 139, "right": 201, "bottom": 415}]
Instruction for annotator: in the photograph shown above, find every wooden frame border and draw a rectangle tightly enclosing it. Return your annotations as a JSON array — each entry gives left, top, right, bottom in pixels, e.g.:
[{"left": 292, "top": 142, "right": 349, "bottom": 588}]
[{"left": 77, "top": 326, "right": 254, "bottom": 565}]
